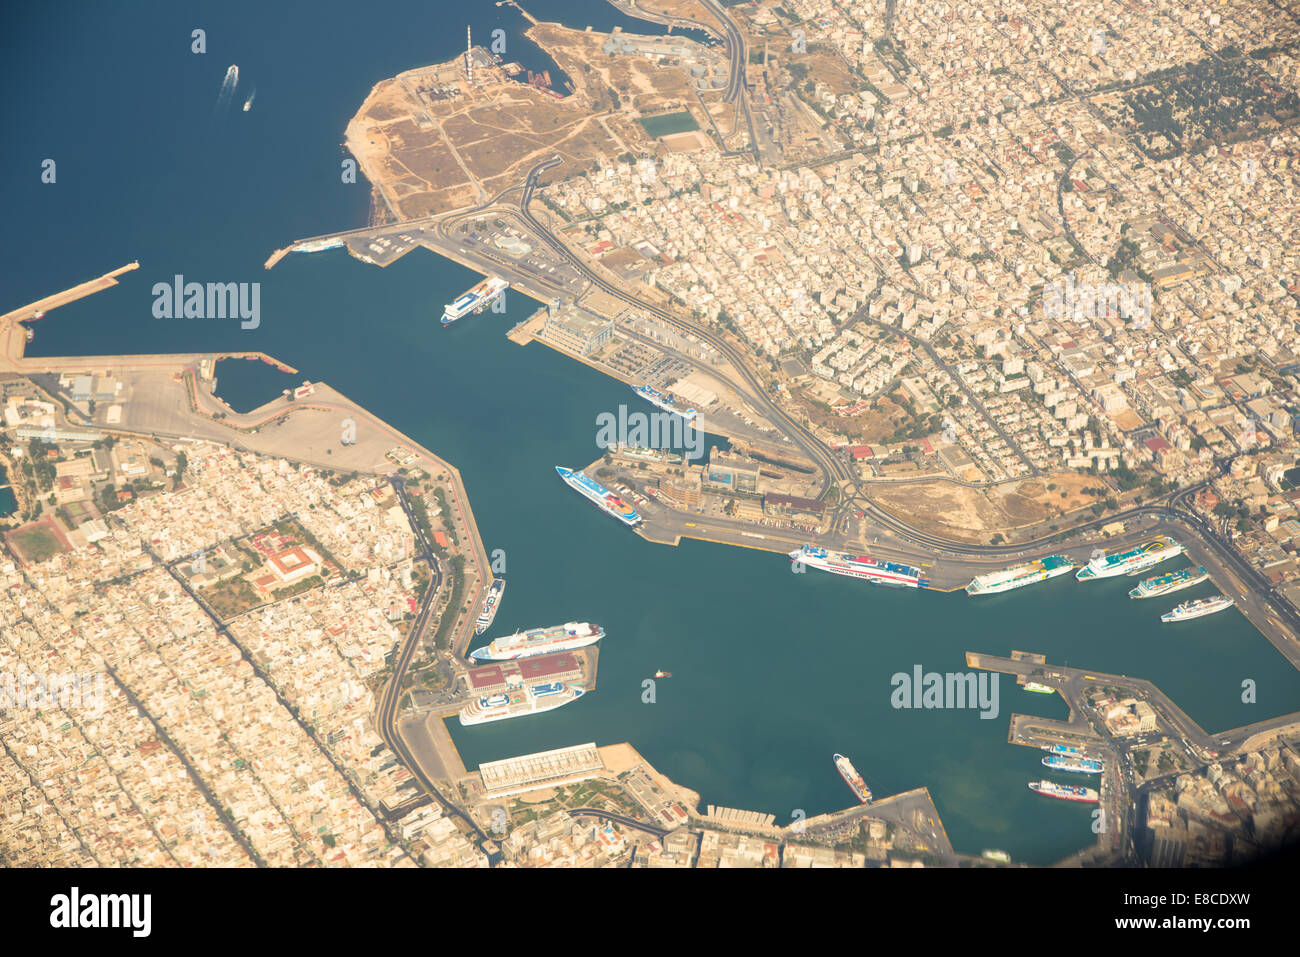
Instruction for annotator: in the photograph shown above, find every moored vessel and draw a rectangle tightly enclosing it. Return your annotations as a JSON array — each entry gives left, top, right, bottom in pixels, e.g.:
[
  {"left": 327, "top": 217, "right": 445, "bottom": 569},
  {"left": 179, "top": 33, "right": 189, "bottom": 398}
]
[
  {"left": 474, "top": 578, "right": 506, "bottom": 635},
  {"left": 965, "top": 554, "right": 1075, "bottom": 595},
  {"left": 1129, "top": 565, "right": 1209, "bottom": 599},
  {"left": 555, "top": 466, "right": 641, "bottom": 527},
  {"left": 458, "top": 680, "right": 585, "bottom": 726},
  {"left": 791, "top": 544, "right": 927, "bottom": 588},
  {"left": 1027, "top": 780, "right": 1098, "bottom": 803},
  {"left": 834, "top": 753, "right": 872, "bottom": 803},
  {"left": 469, "top": 621, "right": 604, "bottom": 662},
  {"left": 1042, "top": 754, "right": 1104, "bottom": 774},
  {"left": 1022, "top": 681, "right": 1056, "bottom": 694},
  {"left": 633, "top": 384, "right": 697, "bottom": 421},
  {"left": 1075, "top": 537, "right": 1183, "bottom": 580},
  {"left": 1161, "top": 594, "right": 1234, "bottom": 623}
]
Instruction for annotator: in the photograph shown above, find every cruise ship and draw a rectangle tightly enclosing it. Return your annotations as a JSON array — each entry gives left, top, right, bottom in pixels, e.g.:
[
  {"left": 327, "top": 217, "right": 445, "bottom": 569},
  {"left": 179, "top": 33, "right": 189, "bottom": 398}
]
[
  {"left": 1129, "top": 566, "right": 1209, "bottom": 599},
  {"left": 1075, "top": 537, "right": 1184, "bottom": 580},
  {"left": 441, "top": 276, "right": 508, "bottom": 325},
  {"left": 1042, "top": 754, "right": 1104, "bottom": 774},
  {"left": 1027, "top": 781, "right": 1099, "bottom": 803},
  {"left": 790, "top": 544, "right": 928, "bottom": 588},
  {"left": 469, "top": 621, "right": 604, "bottom": 662},
  {"left": 633, "top": 384, "right": 697, "bottom": 422},
  {"left": 458, "top": 681, "right": 585, "bottom": 726},
  {"left": 555, "top": 466, "right": 641, "bottom": 527},
  {"left": 965, "top": 555, "right": 1076, "bottom": 595},
  {"left": 833, "top": 753, "right": 872, "bottom": 803},
  {"left": 1161, "top": 595, "right": 1234, "bottom": 623},
  {"left": 474, "top": 578, "right": 506, "bottom": 635}
]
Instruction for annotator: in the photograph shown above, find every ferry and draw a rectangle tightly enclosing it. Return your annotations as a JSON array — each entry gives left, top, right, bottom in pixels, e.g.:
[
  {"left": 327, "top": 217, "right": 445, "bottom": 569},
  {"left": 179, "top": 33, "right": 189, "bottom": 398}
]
[
  {"left": 834, "top": 753, "right": 872, "bottom": 803},
  {"left": 555, "top": 466, "right": 641, "bottom": 527},
  {"left": 1022, "top": 681, "right": 1056, "bottom": 694},
  {"left": 1027, "top": 780, "right": 1099, "bottom": 803},
  {"left": 1129, "top": 566, "right": 1209, "bottom": 599},
  {"left": 469, "top": 621, "right": 604, "bottom": 662},
  {"left": 441, "top": 275, "right": 508, "bottom": 325},
  {"left": 1046, "top": 744, "right": 1090, "bottom": 757},
  {"left": 965, "top": 555, "right": 1076, "bottom": 595},
  {"left": 1042, "top": 754, "right": 1104, "bottom": 774},
  {"left": 790, "top": 544, "right": 928, "bottom": 588},
  {"left": 474, "top": 578, "right": 506, "bottom": 635},
  {"left": 292, "top": 238, "right": 345, "bottom": 254},
  {"left": 633, "top": 384, "right": 697, "bottom": 422},
  {"left": 458, "top": 680, "right": 584, "bottom": 726},
  {"left": 1075, "top": 537, "right": 1184, "bottom": 580},
  {"left": 1161, "top": 595, "right": 1234, "bottom": 623}
]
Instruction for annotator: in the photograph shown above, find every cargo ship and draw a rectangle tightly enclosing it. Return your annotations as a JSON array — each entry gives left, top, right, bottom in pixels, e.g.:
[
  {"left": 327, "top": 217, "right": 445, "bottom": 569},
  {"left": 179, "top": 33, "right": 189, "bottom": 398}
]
[
  {"left": 458, "top": 680, "right": 585, "bottom": 726},
  {"left": 633, "top": 384, "right": 697, "bottom": 422},
  {"left": 1075, "top": 537, "right": 1184, "bottom": 580},
  {"left": 965, "top": 555, "right": 1076, "bottom": 595},
  {"left": 1129, "top": 566, "right": 1209, "bottom": 599},
  {"left": 1042, "top": 754, "right": 1104, "bottom": 774},
  {"left": 833, "top": 753, "right": 872, "bottom": 803},
  {"left": 790, "top": 544, "right": 928, "bottom": 588},
  {"left": 555, "top": 466, "right": 641, "bottom": 527},
  {"left": 468, "top": 621, "right": 604, "bottom": 662},
  {"left": 1027, "top": 780, "right": 1099, "bottom": 803},
  {"left": 441, "top": 276, "right": 508, "bottom": 325},
  {"left": 474, "top": 578, "right": 506, "bottom": 635},
  {"left": 1161, "top": 595, "right": 1234, "bottom": 623}
]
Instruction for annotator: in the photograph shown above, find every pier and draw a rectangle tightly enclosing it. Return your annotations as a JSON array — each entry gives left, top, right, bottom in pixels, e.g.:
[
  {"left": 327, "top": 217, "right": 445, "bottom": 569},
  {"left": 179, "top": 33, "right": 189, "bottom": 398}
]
[{"left": 0, "top": 261, "right": 138, "bottom": 325}]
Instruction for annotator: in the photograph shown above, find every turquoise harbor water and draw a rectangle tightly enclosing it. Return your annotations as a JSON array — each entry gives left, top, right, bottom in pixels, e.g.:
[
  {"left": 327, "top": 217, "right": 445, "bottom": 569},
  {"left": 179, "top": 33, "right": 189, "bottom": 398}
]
[{"left": 5, "top": 1, "right": 1300, "bottom": 865}]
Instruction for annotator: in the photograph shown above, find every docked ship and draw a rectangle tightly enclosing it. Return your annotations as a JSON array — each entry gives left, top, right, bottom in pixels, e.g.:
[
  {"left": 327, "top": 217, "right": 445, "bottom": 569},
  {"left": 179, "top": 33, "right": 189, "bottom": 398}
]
[
  {"left": 834, "top": 753, "right": 872, "bottom": 803},
  {"left": 1129, "top": 566, "right": 1209, "bottom": 599},
  {"left": 1045, "top": 738, "right": 1086, "bottom": 754},
  {"left": 1161, "top": 595, "right": 1234, "bottom": 623},
  {"left": 981, "top": 849, "right": 1011, "bottom": 863},
  {"left": 1042, "top": 754, "right": 1104, "bottom": 774},
  {"left": 292, "top": 237, "right": 345, "bottom": 254},
  {"left": 474, "top": 578, "right": 506, "bottom": 635},
  {"left": 633, "top": 384, "right": 697, "bottom": 422},
  {"left": 468, "top": 621, "right": 604, "bottom": 662},
  {"left": 441, "top": 275, "right": 508, "bottom": 325},
  {"left": 555, "top": 466, "right": 641, "bottom": 527},
  {"left": 1022, "top": 681, "right": 1056, "bottom": 694},
  {"left": 965, "top": 555, "right": 1076, "bottom": 595},
  {"left": 1075, "top": 537, "right": 1184, "bottom": 580},
  {"left": 1027, "top": 780, "right": 1099, "bottom": 803},
  {"left": 458, "top": 680, "right": 584, "bottom": 726},
  {"left": 790, "top": 544, "right": 928, "bottom": 588}
]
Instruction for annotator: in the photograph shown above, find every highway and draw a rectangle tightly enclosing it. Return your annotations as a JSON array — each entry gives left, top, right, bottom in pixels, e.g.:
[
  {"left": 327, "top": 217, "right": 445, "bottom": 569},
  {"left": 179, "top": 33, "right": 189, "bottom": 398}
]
[{"left": 374, "top": 476, "right": 488, "bottom": 842}]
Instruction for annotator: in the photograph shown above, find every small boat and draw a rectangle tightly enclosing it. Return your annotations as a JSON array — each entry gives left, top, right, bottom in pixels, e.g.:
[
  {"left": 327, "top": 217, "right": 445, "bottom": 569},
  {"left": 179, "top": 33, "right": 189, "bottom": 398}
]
[{"left": 654, "top": 670, "right": 671, "bottom": 678}]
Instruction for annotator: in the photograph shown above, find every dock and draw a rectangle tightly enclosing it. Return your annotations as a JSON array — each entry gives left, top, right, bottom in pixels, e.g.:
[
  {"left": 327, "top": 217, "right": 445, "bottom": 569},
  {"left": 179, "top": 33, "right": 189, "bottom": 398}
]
[{"left": 0, "top": 261, "right": 139, "bottom": 325}]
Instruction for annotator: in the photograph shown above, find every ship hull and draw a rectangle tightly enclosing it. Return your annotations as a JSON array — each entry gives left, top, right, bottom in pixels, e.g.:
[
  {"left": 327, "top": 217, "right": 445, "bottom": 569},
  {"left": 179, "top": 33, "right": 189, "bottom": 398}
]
[
  {"left": 966, "top": 556, "right": 1075, "bottom": 595},
  {"left": 1161, "top": 597, "right": 1234, "bottom": 622},
  {"left": 458, "top": 683, "right": 584, "bottom": 725},
  {"left": 442, "top": 277, "right": 508, "bottom": 325},
  {"left": 833, "top": 753, "right": 872, "bottom": 803},
  {"left": 1129, "top": 567, "right": 1209, "bottom": 599},
  {"left": 1028, "top": 781, "right": 1098, "bottom": 803},
  {"left": 792, "top": 546, "right": 925, "bottom": 588},
  {"left": 1076, "top": 540, "right": 1183, "bottom": 580},
  {"left": 469, "top": 623, "right": 604, "bottom": 662},
  {"left": 556, "top": 466, "right": 641, "bottom": 527},
  {"left": 474, "top": 579, "right": 506, "bottom": 635}
]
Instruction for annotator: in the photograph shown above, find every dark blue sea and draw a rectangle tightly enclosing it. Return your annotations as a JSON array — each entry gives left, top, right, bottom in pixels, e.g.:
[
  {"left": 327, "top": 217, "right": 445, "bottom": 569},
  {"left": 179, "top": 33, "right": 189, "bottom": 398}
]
[{"left": 4, "top": 0, "right": 1299, "bottom": 864}]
